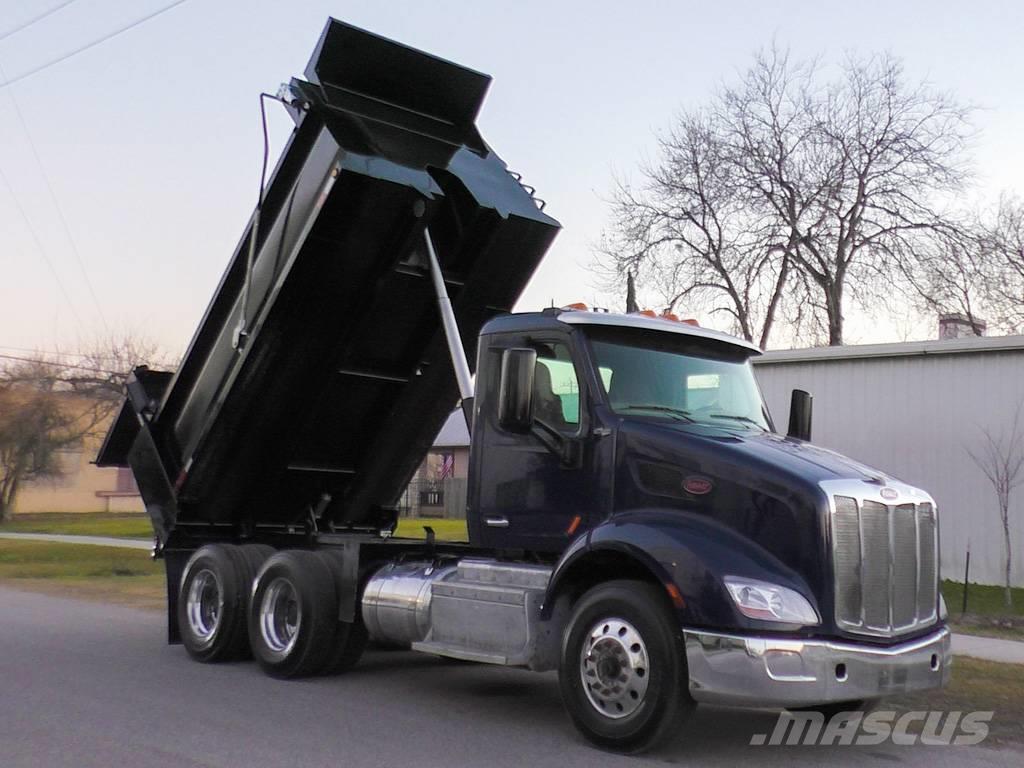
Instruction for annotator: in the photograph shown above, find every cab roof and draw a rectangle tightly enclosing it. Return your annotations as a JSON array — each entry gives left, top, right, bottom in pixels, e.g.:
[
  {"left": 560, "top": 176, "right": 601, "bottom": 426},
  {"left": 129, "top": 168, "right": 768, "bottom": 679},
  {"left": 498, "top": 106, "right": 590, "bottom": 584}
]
[{"left": 482, "top": 308, "right": 763, "bottom": 356}]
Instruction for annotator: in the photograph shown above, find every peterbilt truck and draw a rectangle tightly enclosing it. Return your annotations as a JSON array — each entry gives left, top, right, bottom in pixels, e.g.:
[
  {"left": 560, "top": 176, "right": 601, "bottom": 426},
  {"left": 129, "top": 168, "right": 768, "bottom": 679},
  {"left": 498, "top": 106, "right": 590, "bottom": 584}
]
[{"left": 98, "top": 19, "right": 951, "bottom": 753}]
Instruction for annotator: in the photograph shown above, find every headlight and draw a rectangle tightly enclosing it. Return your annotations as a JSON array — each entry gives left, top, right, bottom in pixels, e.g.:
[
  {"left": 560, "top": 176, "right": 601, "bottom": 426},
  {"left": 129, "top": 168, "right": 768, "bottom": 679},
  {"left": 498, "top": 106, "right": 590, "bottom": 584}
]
[
  {"left": 724, "top": 576, "right": 819, "bottom": 626},
  {"left": 939, "top": 593, "right": 948, "bottom": 620}
]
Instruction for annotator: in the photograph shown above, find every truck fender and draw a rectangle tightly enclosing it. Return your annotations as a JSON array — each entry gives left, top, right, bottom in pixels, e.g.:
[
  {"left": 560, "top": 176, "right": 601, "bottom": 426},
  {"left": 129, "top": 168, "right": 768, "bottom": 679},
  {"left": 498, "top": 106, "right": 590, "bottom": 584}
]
[{"left": 542, "top": 508, "right": 819, "bottom": 634}]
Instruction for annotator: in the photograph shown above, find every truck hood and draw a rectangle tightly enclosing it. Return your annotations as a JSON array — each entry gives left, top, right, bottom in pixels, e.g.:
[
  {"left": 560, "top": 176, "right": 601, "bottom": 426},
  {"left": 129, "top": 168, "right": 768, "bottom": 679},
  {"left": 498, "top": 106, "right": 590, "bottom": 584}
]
[
  {"left": 669, "top": 424, "right": 895, "bottom": 486},
  {"left": 613, "top": 418, "right": 907, "bottom": 620}
]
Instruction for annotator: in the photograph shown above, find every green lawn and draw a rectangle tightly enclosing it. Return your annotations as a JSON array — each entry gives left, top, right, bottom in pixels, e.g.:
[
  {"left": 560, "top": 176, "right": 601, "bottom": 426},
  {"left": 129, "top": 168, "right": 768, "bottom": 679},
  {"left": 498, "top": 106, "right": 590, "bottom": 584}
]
[
  {"left": 0, "top": 539, "right": 166, "bottom": 610},
  {"left": 0, "top": 539, "right": 162, "bottom": 579},
  {"left": 942, "top": 579, "right": 1024, "bottom": 617},
  {"left": 393, "top": 517, "right": 467, "bottom": 541},
  {"left": 1, "top": 512, "right": 153, "bottom": 538},
  {"left": 941, "top": 579, "right": 1024, "bottom": 640}
]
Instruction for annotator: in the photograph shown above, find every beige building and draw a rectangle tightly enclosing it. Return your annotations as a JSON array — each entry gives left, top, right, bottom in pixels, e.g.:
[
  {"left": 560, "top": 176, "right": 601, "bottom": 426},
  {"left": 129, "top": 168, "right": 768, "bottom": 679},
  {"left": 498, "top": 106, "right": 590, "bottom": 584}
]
[{"left": 14, "top": 428, "right": 143, "bottom": 514}]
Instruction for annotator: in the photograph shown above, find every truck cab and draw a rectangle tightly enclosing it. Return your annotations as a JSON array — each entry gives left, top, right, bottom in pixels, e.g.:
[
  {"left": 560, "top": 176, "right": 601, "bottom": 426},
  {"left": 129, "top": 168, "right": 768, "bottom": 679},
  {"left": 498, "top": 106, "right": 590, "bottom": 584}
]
[{"left": 454, "top": 306, "right": 950, "bottom": 733}]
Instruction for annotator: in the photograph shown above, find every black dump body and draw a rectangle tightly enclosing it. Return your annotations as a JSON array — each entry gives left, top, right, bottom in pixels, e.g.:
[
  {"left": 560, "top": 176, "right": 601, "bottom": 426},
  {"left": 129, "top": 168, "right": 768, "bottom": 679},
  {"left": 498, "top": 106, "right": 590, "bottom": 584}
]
[{"left": 97, "top": 19, "right": 559, "bottom": 547}]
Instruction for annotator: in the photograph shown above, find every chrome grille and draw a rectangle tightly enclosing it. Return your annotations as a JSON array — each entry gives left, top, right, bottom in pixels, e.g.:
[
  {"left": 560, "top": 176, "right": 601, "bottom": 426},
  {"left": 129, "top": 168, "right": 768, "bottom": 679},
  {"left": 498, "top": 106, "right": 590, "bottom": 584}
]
[{"left": 831, "top": 494, "right": 939, "bottom": 637}]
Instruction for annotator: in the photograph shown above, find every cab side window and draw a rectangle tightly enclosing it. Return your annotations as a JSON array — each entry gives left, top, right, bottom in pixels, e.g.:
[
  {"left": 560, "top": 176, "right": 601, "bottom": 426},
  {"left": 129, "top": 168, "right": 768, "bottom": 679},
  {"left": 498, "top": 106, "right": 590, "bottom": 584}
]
[{"left": 533, "top": 342, "right": 580, "bottom": 431}]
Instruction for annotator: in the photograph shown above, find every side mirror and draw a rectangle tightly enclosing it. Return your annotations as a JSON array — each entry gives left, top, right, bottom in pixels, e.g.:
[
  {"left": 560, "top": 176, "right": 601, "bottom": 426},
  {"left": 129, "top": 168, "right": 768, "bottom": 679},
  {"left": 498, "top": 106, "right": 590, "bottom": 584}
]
[
  {"left": 498, "top": 348, "right": 537, "bottom": 433},
  {"left": 787, "top": 389, "right": 813, "bottom": 442}
]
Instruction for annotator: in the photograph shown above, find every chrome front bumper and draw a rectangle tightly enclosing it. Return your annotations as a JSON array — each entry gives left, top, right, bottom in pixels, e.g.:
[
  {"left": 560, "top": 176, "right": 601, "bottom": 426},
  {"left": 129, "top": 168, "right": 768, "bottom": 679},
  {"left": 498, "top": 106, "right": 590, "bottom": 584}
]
[{"left": 684, "top": 626, "right": 951, "bottom": 707}]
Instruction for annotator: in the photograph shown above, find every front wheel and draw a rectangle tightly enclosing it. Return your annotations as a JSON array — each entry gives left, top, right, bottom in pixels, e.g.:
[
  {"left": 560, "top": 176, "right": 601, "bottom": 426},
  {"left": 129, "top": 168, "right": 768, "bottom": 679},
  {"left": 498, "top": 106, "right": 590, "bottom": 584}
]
[{"left": 559, "top": 580, "right": 694, "bottom": 753}]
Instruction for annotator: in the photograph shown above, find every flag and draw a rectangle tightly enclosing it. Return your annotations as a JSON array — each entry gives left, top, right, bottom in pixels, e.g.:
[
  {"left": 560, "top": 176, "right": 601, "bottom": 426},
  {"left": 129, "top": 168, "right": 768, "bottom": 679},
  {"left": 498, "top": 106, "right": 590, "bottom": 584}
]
[{"left": 439, "top": 452, "right": 455, "bottom": 479}]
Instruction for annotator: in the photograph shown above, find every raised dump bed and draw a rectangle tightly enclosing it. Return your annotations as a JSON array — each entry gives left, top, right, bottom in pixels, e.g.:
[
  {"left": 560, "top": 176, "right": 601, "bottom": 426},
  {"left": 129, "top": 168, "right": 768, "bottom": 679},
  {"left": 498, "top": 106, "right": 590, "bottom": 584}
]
[{"left": 97, "top": 19, "right": 559, "bottom": 546}]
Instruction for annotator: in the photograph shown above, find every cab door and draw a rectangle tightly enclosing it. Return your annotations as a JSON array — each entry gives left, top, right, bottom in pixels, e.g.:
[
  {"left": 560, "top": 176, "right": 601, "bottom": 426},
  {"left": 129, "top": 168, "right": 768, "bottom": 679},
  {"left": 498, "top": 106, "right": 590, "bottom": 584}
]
[{"left": 471, "top": 334, "right": 606, "bottom": 553}]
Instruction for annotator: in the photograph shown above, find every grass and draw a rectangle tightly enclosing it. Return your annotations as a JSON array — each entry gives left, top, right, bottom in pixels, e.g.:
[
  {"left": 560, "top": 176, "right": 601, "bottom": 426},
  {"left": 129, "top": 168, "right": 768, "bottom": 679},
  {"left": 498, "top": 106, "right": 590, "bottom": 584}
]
[
  {"left": 393, "top": 517, "right": 467, "bottom": 541},
  {"left": 889, "top": 657, "right": 1024, "bottom": 746},
  {"left": 0, "top": 539, "right": 162, "bottom": 579},
  {"left": 0, "top": 512, "right": 153, "bottom": 539},
  {"left": 942, "top": 579, "right": 1024, "bottom": 641},
  {"left": 0, "top": 539, "right": 165, "bottom": 610},
  {"left": 942, "top": 579, "right": 1024, "bottom": 617}
]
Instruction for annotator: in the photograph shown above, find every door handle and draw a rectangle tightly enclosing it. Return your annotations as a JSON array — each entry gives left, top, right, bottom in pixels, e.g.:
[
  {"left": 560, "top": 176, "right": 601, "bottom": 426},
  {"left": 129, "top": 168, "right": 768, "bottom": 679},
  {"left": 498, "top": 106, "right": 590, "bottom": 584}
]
[{"left": 485, "top": 516, "right": 509, "bottom": 528}]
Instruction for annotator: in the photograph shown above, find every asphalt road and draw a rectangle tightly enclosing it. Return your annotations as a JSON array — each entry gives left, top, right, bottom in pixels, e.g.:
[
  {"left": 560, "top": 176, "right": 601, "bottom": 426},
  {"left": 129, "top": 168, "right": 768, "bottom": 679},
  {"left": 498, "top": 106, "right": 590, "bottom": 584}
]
[{"left": 0, "top": 586, "right": 1019, "bottom": 768}]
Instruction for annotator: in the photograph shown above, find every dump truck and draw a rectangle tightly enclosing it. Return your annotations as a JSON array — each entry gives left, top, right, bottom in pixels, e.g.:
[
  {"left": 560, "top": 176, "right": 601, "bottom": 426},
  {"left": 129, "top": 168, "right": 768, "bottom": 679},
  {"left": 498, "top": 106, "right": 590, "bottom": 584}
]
[{"left": 98, "top": 19, "right": 951, "bottom": 753}]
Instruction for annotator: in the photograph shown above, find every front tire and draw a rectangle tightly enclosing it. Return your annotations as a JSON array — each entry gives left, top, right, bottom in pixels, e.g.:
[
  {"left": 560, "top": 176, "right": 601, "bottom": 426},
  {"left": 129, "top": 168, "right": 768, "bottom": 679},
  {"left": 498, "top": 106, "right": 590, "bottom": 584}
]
[{"left": 559, "top": 580, "right": 694, "bottom": 753}]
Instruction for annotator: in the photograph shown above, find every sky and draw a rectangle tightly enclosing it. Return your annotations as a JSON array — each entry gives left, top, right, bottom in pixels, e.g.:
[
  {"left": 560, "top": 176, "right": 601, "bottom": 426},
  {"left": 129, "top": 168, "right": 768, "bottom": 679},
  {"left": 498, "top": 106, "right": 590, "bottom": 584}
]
[{"left": 1, "top": 0, "right": 1022, "bottom": 361}]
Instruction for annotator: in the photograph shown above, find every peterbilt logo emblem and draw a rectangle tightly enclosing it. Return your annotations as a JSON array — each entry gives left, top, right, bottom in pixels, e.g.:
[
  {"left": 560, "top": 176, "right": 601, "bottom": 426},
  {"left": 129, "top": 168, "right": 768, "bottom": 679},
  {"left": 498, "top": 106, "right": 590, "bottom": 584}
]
[
  {"left": 880, "top": 487, "right": 899, "bottom": 501},
  {"left": 683, "top": 476, "right": 714, "bottom": 495}
]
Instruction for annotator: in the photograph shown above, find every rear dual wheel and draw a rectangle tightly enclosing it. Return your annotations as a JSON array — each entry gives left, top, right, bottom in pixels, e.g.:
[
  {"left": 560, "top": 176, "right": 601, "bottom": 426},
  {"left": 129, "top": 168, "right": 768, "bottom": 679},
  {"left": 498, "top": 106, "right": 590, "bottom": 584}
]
[
  {"left": 178, "top": 543, "right": 274, "bottom": 662},
  {"left": 248, "top": 549, "right": 368, "bottom": 678},
  {"left": 179, "top": 545, "right": 367, "bottom": 677}
]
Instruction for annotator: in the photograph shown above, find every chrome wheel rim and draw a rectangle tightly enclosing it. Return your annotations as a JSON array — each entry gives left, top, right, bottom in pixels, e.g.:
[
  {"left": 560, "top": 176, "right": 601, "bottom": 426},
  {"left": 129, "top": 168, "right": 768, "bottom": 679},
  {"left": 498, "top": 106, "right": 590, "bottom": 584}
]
[
  {"left": 185, "top": 568, "right": 223, "bottom": 647},
  {"left": 579, "top": 617, "right": 650, "bottom": 719},
  {"left": 260, "top": 577, "right": 301, "bottom": 657}
]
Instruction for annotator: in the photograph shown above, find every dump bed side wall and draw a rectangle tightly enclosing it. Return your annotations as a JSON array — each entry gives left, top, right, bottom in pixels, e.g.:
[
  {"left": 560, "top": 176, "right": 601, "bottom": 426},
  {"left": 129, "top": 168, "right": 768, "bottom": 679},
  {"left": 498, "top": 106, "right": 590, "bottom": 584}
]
[{"left": 109, "top": 19, "right": 559, "bottom": 542}]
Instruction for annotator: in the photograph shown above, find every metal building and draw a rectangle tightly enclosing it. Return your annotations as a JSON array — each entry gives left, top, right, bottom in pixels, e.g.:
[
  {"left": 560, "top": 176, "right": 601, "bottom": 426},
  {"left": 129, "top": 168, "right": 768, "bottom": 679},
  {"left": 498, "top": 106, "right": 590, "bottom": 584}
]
[{"left": 753, "top": 335, "right": 1024, "bottom": 587}]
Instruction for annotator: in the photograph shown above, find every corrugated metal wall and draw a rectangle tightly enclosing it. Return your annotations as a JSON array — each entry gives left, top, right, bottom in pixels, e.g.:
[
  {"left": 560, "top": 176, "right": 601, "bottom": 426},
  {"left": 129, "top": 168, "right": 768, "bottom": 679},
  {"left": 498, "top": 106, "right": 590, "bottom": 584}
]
[{"left": 754, "top": 348, "right": 1024, "bottom": 588}]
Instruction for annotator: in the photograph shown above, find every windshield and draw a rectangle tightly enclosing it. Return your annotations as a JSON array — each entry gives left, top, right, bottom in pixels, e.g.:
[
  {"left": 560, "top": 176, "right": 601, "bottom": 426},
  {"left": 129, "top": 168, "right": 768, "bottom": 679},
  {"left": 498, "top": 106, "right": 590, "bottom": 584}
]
[{"left": 586, "top": 330, "right": 770, "bottom": 430}]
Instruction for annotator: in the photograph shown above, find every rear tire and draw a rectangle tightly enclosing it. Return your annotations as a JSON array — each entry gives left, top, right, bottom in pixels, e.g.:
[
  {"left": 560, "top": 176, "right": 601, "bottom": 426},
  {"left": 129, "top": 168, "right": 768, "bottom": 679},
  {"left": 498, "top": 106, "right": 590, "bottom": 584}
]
[
  {"left": 237, "top": 543, "right": 275, "bottom": 583},
  {"left": 316, "top": 550, "right": 369, "bottom": 675},
  {"left": 559, "top": 580, "right": 694, "bottom": 753},
  {"left": 177, "top": 544, "right": 250, "bottom": 662},
  {"left": 231, "top": 544, "right": 275, "bottom": 659},
  {"left": 248, "top": 550, "right": 338, "bottom": 678}
]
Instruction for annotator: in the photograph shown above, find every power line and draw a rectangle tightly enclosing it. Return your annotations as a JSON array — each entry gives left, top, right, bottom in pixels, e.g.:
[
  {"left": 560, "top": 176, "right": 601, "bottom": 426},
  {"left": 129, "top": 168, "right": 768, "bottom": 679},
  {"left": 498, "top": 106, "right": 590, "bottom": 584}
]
[
  {"left": 0, "top": 344, "right": 129, "bottom": 362},
  {"left": 0, "top": 0, "right": 191, "bottom": 90},
  {"left": 0, "top": 351, "right": 122, "bottom": 376},
  {"left": 0, "top": 58, "right": 109, "bottom": 332},
  {"left": 0, "top": 162, "right": 84, "bottom": 326},
  {"left": 0, "top": 0, "right": 80, "bottom": 44}
]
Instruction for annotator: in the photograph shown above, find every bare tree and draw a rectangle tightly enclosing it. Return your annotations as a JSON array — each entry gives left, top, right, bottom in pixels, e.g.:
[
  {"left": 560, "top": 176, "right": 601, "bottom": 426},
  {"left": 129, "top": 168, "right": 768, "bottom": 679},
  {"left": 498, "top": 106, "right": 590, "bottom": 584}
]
[
  {"left": 901, "top": 236, "right": 989, "bottom": 335},
  {"left": 967, "top": 406, "right": 1024, "bottom": 609},
  {"left": 601, "top": 46, "right": 975, "bottom": 347},
  {"left": 601, "top": 111, "right": 791, "bottom": 347},
  {"left": 979, "top": 193, "right": 1024, "bottom": 333},
  {"left": 0, "top": 334, "right": 167, "bottom": 520},
  {"left": 728, "top": 49, "right": 974, "bottom": 345}
]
